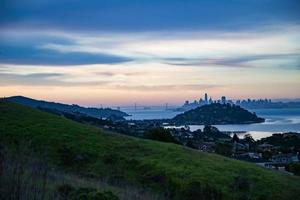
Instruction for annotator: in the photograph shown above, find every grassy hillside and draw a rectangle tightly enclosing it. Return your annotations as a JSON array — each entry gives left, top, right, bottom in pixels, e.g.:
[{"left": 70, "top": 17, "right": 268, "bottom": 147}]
[{"left": 1, "top": 101, "right": 300, "bottom": 200}]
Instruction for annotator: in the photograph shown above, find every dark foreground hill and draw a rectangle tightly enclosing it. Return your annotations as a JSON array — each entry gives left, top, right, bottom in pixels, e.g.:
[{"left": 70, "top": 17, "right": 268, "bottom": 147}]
[
  {"left": 1, "top": 101, "right": 299, "bottom": 200},
  {"left": 173, "top": 103, "right": 265, "bottom": 125},
  {"left": 5, "top": 96, "right": 128, "bottom": 120}
]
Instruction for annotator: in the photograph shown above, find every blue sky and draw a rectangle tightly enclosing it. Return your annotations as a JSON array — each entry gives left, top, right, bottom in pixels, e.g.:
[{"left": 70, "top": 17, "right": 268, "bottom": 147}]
[
  {"left": 0, "top": 0, "right": 300, "bottom": 105},
  {"left": 2, "top": 0, "right": 300, "bottom": 31}
]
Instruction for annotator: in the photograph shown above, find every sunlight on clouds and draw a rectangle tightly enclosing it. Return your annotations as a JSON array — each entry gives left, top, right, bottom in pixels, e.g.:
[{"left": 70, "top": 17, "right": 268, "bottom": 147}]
[
  {"left": 38, "top": 26, "right": 300, "bottom": 63},
  {"left": 1, "top": 59, "right": 300, "bottom": 105},
  {"left": 0, "top": 62, "right": 213, "bottom": 87},
  {"left": 0, "top": 25, "right": 300, "bottom": 105}
]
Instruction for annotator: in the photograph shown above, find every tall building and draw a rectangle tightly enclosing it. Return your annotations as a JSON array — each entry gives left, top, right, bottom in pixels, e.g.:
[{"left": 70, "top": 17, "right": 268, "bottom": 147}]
[
  {"left": 204, "top": 93, "right": 208, "bottom": 104},
  {"left": 221, "top": 96, "right": 226, "bottom": 104}
]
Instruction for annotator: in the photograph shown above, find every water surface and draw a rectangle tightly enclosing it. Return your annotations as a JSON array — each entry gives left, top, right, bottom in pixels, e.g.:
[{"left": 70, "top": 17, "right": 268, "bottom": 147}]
[{"left": 122, "top": 107, "right": 300, "bottom": 140}]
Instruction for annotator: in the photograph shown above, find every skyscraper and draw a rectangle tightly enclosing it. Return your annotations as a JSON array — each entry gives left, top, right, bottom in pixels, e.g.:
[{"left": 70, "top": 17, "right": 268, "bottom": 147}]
[
  {"left": 204, "top": 93, "right": 208, "bottom": 104},
  {"left": 221, "top": 96, "right": 226, "bottom": 104}
]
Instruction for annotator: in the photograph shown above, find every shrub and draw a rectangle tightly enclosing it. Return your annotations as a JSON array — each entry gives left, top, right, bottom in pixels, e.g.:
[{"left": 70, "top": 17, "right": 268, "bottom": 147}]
[
  {"left": 186, "top": 140, "right": 197, "bottom": 149},
  {"left": 57, "top": 184, "right": 76, "bottom": 200},
  {"left": 57, "top": 145, "right": 90, "bottom": 168},
  {"left": 0, "top": 143, "right": 50, "bottom": 200},
  {"left": 56, "top": 184, "right": 119, "bottom": 200},
  {"left": 144, "top": 128, "right": 181, "bottom": 144},
  {"left": 232, "top": 176, "right": 253, "bottom": 200},
  {"left": 287, "top": 162, "right": 300, "bottom": 176},
  {"left": 181, "top": 181, "right": 222, "bottom": 200},
  {"left": 215, "top": 142, "right": 232, "bottom": 156}
]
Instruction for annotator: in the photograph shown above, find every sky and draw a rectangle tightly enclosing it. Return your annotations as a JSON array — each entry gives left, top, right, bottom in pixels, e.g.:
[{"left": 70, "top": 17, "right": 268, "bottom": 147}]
[{"left": 0, "top": 0, "right": 300, "bottom": 106}]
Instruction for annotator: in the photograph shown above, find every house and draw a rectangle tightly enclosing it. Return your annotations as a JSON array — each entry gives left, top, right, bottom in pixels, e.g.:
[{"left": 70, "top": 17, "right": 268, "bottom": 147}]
[
  {"left": 235, "top": 152, "right": 263, "bottom": 162},
  {"left": 199, "top": 142, "right": 216, "bottom": 152},
  {"left": 256, "top": 162, "right": 276, "bottom": 169},
  {"left": 271, "top": 153, "right": 299, "bottom": 164},
  {"left": 258, "top": 143, "right": 274, "bottom": 151},
  {"left": 232, "top": 141, "right": 248, "bottom": 153}
]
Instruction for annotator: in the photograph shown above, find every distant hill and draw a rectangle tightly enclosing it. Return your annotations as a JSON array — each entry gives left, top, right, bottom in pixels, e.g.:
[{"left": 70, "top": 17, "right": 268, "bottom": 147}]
[
  {"left": 1, "top": 101, "right": 299, "bottom": 199},
  {"left": 5, "top": 96, "right": 128, "bottom": 120},
  {"left": 173, "top": 103, "right": 265, "bottom": 125}
]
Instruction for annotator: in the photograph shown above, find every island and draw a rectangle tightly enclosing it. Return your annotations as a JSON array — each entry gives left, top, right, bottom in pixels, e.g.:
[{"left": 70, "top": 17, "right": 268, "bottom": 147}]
[{"left": 172, "top": 103, "right": 265, "bottom": 125}]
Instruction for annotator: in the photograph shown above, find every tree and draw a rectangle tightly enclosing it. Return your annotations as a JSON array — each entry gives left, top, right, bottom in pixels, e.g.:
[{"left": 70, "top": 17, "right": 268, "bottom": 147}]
[
  {"left": 215, "top": 142, "right": 232, "bottom": 156},
  {"left": 288, "top": 163, "right": 300, "bottom": 176},
  {"left": 203, "top": 125, "right": 220, "bottom": 134},
  {"left": 232, "top": 134, "right": 239, "bottom": 143},
  {"left": 144, "top": 128, "right": 181, "bottom": 145},
  {"left": 186, "top": 140, "right": 197, "bottom": 149},
  {"left": 243, "top": 134, "right": 255, "bottom": 150},
  {"left": 244, "top": 134, "right": 255, "bottom": 144}
]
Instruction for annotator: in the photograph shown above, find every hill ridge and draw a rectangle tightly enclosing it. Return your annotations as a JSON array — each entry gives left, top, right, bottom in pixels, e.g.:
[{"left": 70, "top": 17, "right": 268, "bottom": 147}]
[{"left": 5, "top": 95, "right": 128, "bottom": 120}]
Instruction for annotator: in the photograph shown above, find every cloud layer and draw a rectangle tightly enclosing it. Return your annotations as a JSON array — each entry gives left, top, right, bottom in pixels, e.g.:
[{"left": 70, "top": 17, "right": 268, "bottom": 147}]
[
  {"left": 1, "top": 0, "right": 300, "bottom": 105},
  {"left": 1, "top": 26, "right": 300, "bottom": 68}
]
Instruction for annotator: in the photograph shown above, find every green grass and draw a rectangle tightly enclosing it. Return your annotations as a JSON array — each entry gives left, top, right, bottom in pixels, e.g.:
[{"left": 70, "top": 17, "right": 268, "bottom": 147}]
[{"left": 1, "top": 101, "right": 300, "bottom": 199}]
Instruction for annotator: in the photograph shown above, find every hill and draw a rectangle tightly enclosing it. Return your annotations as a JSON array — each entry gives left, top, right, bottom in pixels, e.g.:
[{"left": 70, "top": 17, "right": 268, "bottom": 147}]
[
  {"left": 5, "top": 96, "right": 128, "bottom": 120},
  {"left": 1, "top": 101, "right": 299, "bottom": 199},
  {"left": 173, "top": 103, "right": 265, "bottom": 125}
]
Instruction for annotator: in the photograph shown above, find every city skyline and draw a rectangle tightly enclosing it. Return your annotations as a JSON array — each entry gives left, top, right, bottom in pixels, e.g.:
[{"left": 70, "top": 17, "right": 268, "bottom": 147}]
[
  {"left": 3, "top": 93, "right": 299, "bottom": 108},
  {"left": 183, "top": 93, "right": 273, "bottom": 107},
  {"left": 1, "top": 0, "right": 300, "bottom": 106}
]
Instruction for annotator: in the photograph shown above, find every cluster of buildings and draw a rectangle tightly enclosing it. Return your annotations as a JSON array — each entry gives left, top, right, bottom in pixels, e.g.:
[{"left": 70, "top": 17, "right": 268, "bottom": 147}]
[
  {"left": 182, "top": 93, "right": 274, "bottom": 110},
  {"left": 182, "top": 93, "right": 233, "bottom": 110},
  {"left": 165, "top": 124, "right": 299, "bottom": 174},
  {"left": 231, "top": 135, "right": 299, "bottom": 173}
]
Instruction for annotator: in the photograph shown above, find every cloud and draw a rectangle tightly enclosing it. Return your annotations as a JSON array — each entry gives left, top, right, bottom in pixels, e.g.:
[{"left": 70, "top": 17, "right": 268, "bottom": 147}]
[
  {"left": 113, "top": 84, "right": 220, "bottom": 92},
  {"left": 0, "top": 72, "right": 110, "bottom": 86},
  {"left": 164, "top": 53, "right": 300, "bottom": 68},
  {"left": 0, "top": 72, "right": 64, "bottom": 86},
  {"left": 25, "top": 72, "right": 64, "bottom": 78},
  {"left": 0, "top": 62, "right": 217, "bottom": 90},
  {"left": 0, "top": 24, "right": 299, "bottom": 69},
  {"left": 95, "top": 71, "right": 146, "bottom": 77},
  {"left": 0, "top": 70, "right": 220, "bottom": 92},
  {"left": 1, "top": 1, "right": 300, "bottom": 102},
  {"left": 35, "top": 26, "right": 300, "bottom": 69},
  {"left": 0, "top": 45, "right": 132, "bottom": 66}
]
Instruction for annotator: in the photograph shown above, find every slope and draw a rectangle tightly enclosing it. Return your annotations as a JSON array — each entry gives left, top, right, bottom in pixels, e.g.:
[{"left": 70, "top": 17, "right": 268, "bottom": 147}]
[{"left": 0, "top": 100, "right": 299, "bottom": 200}]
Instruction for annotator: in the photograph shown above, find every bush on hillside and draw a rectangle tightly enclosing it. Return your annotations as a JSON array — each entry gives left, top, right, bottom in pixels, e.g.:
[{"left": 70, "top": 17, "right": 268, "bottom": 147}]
[
  {"left": 181, "top": 181, "right": 222, "bottom": 200},
  {"left": 56, "top": 184, "right": 119, "bottom": 200},
  {"left": 57, "top": 145, "right": 90, "bottom": 168},
  {"left": 287, "top": 162, "right": 300, "bottom": 176},
  {"left": 0, "top": 142, "right": 50, "bottom": 200},
  {"left": 215, "top": 142, "right": 233, "bottom": 156},
  {"left": 144, "top": 128, "right": 181, "bottom": 144},
  {"left": 231, "top": 176, "right": 253, "bottom": 200}
]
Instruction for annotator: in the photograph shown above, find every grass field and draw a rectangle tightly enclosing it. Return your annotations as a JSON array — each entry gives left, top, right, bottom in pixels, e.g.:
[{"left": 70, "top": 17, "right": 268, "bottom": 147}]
[{"left": 1, "top": 100, "right": 300, "bottom": 200}]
